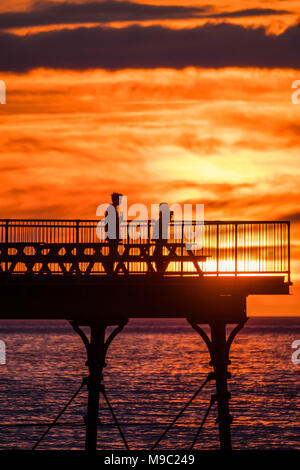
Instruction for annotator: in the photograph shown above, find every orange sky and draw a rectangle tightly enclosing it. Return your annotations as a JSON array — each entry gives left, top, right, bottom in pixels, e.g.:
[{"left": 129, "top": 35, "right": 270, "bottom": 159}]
[{"left": 0, "top": 1, "right": 300, "bottom": 316}]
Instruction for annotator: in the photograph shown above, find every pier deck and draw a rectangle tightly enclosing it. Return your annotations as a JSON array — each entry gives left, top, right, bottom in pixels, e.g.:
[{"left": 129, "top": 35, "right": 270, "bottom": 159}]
[{"left": 0, "top": 274, "right": 289, "bottom": 322}]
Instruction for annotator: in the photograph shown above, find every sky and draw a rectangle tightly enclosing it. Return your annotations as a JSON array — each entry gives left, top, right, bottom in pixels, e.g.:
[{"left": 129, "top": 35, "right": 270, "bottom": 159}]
[{"left": 0, "top": 0, "right": 300, "bottom": 315}]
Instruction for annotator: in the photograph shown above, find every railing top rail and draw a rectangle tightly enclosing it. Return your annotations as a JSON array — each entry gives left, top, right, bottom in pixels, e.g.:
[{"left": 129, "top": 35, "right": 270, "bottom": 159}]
[{"left": 0, "top": 219, "right": 290, "bottom": 225}]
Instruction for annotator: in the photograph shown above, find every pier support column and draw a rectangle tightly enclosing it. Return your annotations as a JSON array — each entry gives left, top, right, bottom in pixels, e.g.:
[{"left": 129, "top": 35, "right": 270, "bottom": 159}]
[
  {"left": 70, "top": 320, "right": 127, "bottom": 452},
  {"left": 85, "top": 324, "right": 105, "bottom": 452},
  {"left": 210, "top": 322, "right": 232, "bottom": 451},
  {"left": 188, "top": 316, "right": 247, "bottom": 451}
]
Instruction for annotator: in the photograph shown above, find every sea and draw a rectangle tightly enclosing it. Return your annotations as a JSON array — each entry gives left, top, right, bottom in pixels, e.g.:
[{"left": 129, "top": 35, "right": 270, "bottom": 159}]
[{"left": 0, "top": 317, "right": 299, "bottom": 450}]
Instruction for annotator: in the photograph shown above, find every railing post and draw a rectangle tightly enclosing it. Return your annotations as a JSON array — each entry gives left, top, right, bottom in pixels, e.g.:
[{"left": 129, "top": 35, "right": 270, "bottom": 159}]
[
  {"left": 216, "top": 223, "right": 219, "bottom": 275},
  {"left": 280, "top": 223, "right": 282, "bottom": 274},
  {"left": 76, "top": 220, "right": 80, "bottom": 244},
  {"left": 147, "top": 219, "right": 151, "bottom": 274},
  {"left": 5, "top": 220, "right": 9, "bottom": 273},
  {"left": 235, "top": 223, "right": 238, "bottom": 276},
  {"left": 181, "top": 221, "right": 184, "bottom": 276},
  {"left": 287, "top": 221, "right": 291, "bottom": 284},
  {"left": 148, "top": 219, "right": 151, "bottom": 245},
  {"left": 258, "top": 223, "right": 261, "bottom": 273}
]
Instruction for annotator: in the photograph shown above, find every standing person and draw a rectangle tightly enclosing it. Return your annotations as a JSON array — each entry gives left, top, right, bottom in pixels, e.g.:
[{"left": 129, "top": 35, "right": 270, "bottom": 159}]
[
  {"left": 105, "top": 192, "right": 123, "bottom": 274},
  {"left": 153, "top": 203, "right": 174, "bottom": 274}
]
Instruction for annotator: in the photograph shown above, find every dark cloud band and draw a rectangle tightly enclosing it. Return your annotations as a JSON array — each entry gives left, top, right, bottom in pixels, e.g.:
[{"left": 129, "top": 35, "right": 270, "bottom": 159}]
[
  {"left": 1, "top": 22, "right": 300, "bottom": 72},
  {"left": 0, "top": 1, "right": 210, "bottom": 29},
  {"left": 0, "top": 1, "right": 289, "bottom": 30}
]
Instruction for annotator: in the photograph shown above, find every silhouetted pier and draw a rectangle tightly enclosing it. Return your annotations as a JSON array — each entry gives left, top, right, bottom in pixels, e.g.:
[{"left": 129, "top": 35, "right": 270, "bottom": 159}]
[{"left": 0, "top": 219, "right": 291, "bottom": 451}]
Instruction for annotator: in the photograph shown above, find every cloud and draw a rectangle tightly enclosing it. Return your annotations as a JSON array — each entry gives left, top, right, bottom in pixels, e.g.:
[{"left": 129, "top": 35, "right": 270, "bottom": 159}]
[
  {"left": 208, "top": 8, "right": 291, "bottom": 19},
  {"left": 176, "top": 133, "right": 223, "bottom": 155},
  {"left": 1, "top": 21, "right": 300, "bottom": 72},
  {"left": 281, "top": 211, "right": 300, "bottom": 222},
  {"left": 0, "top": 1, "right": 210, "bottom": 29},
  {"left": 0, "top": 1, "right": 290, "bottom": 30}
]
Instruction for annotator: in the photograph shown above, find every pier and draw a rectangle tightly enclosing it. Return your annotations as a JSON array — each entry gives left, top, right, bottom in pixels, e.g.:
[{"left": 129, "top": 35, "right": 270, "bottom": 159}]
[{"left": 0, "top": 219, "right": 291, "bottom": 451}]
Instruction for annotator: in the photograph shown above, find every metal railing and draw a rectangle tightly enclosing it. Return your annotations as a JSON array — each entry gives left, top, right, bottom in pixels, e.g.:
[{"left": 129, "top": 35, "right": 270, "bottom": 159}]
[{"left": 0, "top": 220, "right": 290, "bottom": 281}]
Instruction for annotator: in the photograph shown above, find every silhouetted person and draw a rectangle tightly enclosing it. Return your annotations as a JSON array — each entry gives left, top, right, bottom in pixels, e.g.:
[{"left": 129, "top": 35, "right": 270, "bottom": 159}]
[
  {"left": 153, "top": 203, "right": 174, "bottom": 274},
  {"left": 105, "top": 192, "right": 123, "bottom": 274}
]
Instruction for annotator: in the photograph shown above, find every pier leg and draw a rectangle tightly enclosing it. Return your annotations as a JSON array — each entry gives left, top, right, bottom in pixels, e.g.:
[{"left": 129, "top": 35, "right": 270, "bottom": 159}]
[
  {"left": 70, "top": 320, "right": 127, "bottom": 452},
  {"left": 188, "top": 317, "right": 247, "bottom": 451},
  {"left": 210, "top": 322, "right": 232, "bottom": 451},
  {"left": 85, "top": 324, "right": 105, "bottom": 452}
]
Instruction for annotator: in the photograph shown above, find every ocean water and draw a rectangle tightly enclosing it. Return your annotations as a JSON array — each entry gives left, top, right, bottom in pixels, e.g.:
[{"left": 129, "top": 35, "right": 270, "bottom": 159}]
[{"left": 0, "top": 317, "right": 299, "bottom": 450}]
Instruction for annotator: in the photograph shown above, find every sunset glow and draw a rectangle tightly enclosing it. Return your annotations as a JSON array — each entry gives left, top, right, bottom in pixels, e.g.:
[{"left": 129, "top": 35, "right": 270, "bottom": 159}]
[{"left": 0, "top": 1, "right": 299, "bottom": 315}]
